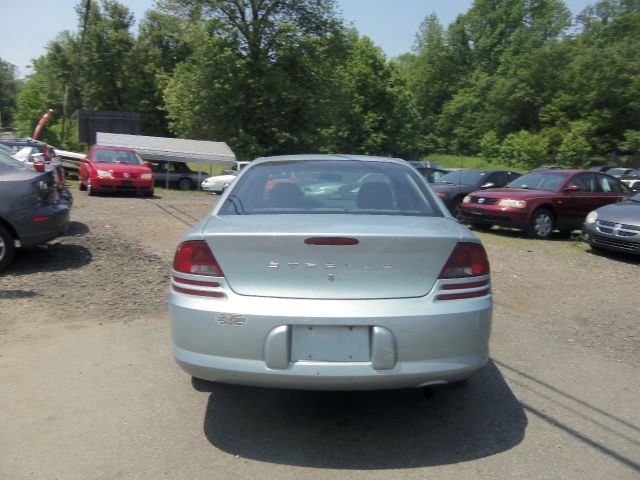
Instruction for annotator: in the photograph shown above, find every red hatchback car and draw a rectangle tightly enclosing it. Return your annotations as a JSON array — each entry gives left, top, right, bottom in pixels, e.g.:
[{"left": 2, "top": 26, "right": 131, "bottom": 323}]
[
  {"left": 79, "top": 146, "right": 154, "bottom": 196},
  {"left": 459, "top": 170, "right": 629, "bottom": 239}
]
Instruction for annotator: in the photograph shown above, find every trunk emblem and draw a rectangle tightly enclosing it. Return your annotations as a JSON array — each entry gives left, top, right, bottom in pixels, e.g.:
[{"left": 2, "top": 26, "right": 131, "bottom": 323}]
[{"left": 328, "top": 273, "right": 335, "bottom": 281}]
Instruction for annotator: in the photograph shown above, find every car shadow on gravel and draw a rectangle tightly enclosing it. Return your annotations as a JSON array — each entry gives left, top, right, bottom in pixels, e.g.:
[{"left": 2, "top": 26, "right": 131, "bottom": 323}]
[
  {"left": 195, "top": 361, "right": 526, "bottom": 468},
  {"left": 8, "top": 242, "right": 92, "bottom": 276},
  {"left": 66, "top": 221, "right": 90, "bottom": 237},
  {"left": 585, "top": 247, "right": 640, "bottom": 265},
  {"left": 470, "top": 225, "right": 576, "bottom": 242}
]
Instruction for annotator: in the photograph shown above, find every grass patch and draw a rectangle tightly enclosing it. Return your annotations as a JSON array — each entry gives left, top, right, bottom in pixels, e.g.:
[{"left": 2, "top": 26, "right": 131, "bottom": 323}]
[{"left": 425, "top": 154, "right": 526, "bottom": 172}]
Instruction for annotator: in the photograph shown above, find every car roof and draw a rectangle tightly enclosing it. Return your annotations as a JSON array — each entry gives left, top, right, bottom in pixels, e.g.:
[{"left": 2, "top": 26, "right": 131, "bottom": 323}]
[
  {"left": 530, "top": 169, "right": 596, "bottom": 174},
  {"left": 251, "top": 154, "right": 407, "bottom": 165}
]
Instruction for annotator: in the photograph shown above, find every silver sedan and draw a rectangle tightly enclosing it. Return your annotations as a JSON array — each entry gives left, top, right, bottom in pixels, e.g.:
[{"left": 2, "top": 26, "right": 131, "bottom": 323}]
[{"left": 169, "top": 155, "right": 492, "bottom": 390}]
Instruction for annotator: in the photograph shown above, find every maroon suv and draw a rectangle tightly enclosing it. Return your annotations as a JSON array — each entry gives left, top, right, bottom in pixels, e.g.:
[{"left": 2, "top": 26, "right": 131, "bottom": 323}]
[{"left": 459, "top": 170, "right": 629, "bottom": 239}]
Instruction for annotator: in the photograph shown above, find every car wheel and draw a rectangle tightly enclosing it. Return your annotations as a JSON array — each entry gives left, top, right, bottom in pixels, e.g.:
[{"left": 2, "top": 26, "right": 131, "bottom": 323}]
[
  {"left": 143, "top": 189, "right": 154, "bottom": 198},
  {"left": 87, "top": 178, "right": 95, "bottom": 196},
  {"left": 79, "top": 178, "right": 87, "bottom": 191},
  {"left": 0, "top": 224, "right": 16, "bottom": 273},
  {"left": 177, "top": 178, "right": 192, "bottom": 190},
  {"left": 526, "top": 208, "right": 554, "bottom": 239}
]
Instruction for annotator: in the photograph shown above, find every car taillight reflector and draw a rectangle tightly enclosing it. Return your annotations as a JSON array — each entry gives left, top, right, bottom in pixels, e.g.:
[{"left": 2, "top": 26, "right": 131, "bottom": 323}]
[
  {"left": 441, "top": 279, "right": 489, "bottom": 290},
  {"left": 439, "top": 242, "right": 490, "bottom": 279},
  {"left": 304, "top": 237, "right": 359, "bottom": 246},
  {"left": 172, "top": 285, "right": 225, "bottom": 298},
  {"left": 437, "top": 288, "right": 491, "bottom": 301},
  {"left": 172, "top": 276, "right": 220, "bottom": 288},
  {"left": 173, "top": 240, "right": 224, "bottom": 276}
]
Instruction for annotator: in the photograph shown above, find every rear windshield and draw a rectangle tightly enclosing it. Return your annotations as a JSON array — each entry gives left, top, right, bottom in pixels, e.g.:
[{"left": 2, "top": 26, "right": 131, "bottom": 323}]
[
  {"left": 0, "top": 150, "right": 27, "bottom": 169},
  {"left": 219, "top": 160, "right": 441, "bottom": 217}
]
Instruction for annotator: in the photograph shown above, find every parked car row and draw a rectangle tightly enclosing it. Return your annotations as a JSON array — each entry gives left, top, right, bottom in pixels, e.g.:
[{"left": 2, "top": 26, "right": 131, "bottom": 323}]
[{"left": 449, "top": 168, "right": 638, "bottom": 256}]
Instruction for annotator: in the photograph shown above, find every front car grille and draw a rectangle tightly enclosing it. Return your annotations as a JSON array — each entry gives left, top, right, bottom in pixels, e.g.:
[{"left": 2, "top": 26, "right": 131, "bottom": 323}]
[
  {"left": 591, "top": 234, "right": 640, "bottom": 252},
  {"left": 112, "top": 172, "right": 139, "bottom": 179},
  {"left": 470, "top": 196, "right": 498, "bottom": 205},
  {"left": 595, "top": 220, "right": 640, "bottom": 239}
]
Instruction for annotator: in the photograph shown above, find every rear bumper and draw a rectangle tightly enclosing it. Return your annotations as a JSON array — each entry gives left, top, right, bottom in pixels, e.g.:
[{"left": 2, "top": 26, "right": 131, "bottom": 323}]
[
  {"left": 169, "top": 285, "right": 492, "bottom": 390},
  {"left": 18, "top": 203, "right": 70, "bottom": 248}
]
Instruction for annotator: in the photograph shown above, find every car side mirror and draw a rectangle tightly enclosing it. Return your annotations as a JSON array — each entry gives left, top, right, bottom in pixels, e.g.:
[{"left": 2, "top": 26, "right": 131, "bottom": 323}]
[
  {"left": 564, "top": 185, "right": 581, "bottom": 192},
  {"left": 480, "top": 182, "right": 495, "bottom": 189}
]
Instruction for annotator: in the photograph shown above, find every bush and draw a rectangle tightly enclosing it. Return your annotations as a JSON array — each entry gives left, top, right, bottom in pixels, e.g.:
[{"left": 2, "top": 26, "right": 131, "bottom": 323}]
[
  {"left": 498, "top": 130, "right": 548, "bottom": 169},
  {"left": 556, "top": 133, "right": 591, "bottom": 167}
]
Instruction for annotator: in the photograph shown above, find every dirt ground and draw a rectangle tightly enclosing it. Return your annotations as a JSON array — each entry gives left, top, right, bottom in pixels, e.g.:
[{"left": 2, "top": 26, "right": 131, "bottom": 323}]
[{"left": 0, "top": 189, "right": 638, "bottom": 479}]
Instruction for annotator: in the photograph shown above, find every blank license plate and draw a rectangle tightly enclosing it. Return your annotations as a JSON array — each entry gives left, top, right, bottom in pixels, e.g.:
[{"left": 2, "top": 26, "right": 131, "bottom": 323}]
[{"left": 291, "top": 326, "right": 370, "bottom": 362}]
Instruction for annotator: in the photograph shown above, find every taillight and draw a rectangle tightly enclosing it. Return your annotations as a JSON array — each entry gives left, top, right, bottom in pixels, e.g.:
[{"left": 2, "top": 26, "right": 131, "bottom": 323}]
[
  {"left": 437, "top": 243, "right": 490, "bottom": 301},
  {"left": 173, "top": 240, "right": 224, "bottom": 276},
  {"left": 439, "top": 242, "right": 489, "bottom": 279},
  {"left": 172, "top": 241, "right": 225, "bottom": 298}
]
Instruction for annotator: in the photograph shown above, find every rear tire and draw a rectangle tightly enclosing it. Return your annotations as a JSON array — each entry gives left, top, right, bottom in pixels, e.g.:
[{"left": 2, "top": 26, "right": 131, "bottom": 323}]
[
  {"left": 79, "top": 179, "right": 87, "bottom": 191},
  {"left": 0, "top": 224, "right": 16, "bottom": 273},
  {"left": 526, "top": 208, "right": 554, "bottom": 239},
  {"left": 450, "top": 197, "right": 463, "bottom": 219},
  {"left": 177, "top": 178, "right": 192, "bottom": 190}
]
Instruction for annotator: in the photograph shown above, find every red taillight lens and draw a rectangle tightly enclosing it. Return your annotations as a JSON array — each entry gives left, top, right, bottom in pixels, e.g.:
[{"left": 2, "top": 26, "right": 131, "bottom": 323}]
[
  {"left": 173, "top": 240, "right": 224, "bottom": 277},
  {"left": 439, "top": 242, "right": 490, "bottom": 279}
]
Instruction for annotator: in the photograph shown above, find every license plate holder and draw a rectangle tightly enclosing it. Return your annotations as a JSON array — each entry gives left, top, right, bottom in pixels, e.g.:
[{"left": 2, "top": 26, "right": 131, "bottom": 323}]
[{"left": 291, "top": 325, "right": 370, "bottom": 362}]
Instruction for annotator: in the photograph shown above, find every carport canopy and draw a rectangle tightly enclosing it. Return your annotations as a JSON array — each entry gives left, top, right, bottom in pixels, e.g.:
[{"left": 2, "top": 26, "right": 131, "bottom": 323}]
[{"left": 96, "top": 132, "right": 236, "bottom": 167}]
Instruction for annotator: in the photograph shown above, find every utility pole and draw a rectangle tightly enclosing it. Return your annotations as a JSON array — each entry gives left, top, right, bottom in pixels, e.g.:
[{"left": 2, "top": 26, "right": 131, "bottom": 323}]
[{"left": 61, "top": 0, "right": 91, "bottom": 146}]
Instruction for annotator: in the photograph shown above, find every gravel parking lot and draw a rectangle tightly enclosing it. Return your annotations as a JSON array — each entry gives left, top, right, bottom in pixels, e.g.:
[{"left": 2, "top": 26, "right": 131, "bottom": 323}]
[{"left": 0, "top": 190, "right": 638, "bottom": 479}]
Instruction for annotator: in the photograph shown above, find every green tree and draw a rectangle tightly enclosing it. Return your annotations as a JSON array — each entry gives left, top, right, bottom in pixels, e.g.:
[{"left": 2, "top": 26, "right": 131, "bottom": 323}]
[
  {"left": 619, "top": 129, "right": 640, "bottom": 154},
  {"left": 556, "top": 132, "right": 591, "bottom": 166},
  {"left": 498, "top": 130, "right": 548, "bottom": 168},
  {"left": 164, "top": 1, "right": 351, "bottom": 159},
  {"left": 0, "top": 59, "right": 20, "bottom": 129}
]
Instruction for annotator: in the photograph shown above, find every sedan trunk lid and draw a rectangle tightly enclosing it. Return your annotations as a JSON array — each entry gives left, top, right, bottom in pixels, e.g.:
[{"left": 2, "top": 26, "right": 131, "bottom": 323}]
[{"left": 201, "top": 215, "right": 464, "bottom": 300}]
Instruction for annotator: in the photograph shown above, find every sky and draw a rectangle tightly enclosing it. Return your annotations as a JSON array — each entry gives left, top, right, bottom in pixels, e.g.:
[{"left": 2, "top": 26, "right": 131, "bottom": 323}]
[{"left": 0, "top": 0, "right": 595, "bottom": 78}]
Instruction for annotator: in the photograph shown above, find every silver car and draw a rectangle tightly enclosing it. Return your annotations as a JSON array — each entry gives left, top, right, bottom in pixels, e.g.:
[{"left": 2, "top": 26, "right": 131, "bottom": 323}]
[
  {"left": 582, "top": 191, "right": 640, "bottom": 255},
  {"left": 169, "top": 155, "right": 492, "bottom": 390}
]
